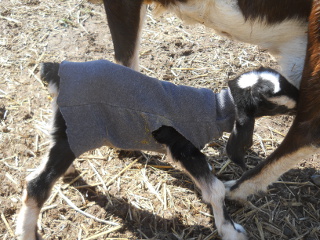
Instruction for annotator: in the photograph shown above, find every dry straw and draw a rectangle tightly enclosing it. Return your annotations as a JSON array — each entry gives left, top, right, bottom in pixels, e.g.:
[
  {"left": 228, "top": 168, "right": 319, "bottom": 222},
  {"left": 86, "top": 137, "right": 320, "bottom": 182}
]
[{"left": 0, "top": 0, "right": 319, "bottom": 239}]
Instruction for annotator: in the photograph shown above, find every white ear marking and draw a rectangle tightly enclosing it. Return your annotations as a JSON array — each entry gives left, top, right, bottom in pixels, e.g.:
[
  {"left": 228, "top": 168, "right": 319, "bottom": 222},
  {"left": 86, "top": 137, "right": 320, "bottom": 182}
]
[{"left": 260, "top": 72, "right": 281, "bottom": 93}]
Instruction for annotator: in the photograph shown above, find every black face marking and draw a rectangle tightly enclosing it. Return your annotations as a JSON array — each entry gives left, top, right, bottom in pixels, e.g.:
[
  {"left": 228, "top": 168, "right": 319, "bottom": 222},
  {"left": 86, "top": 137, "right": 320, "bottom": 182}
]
[{"left": 238, "top": 0, "right": 312, "bottom": 24}]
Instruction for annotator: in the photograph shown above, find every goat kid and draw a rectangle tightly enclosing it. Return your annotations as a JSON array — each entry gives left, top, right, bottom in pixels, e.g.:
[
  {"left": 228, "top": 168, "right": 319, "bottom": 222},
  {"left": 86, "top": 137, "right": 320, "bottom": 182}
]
[
  {"left": 226, "top": 0, "right": 320, "bottom": 202},
  {"left": 226, "top": 67, "right": 299, "bottom": 168},
  {"left": 16, "top": 61, "right": 297, "bottom": 240},
  {"left": 103, "top": 0, "right": 312, "bottom": 89}
]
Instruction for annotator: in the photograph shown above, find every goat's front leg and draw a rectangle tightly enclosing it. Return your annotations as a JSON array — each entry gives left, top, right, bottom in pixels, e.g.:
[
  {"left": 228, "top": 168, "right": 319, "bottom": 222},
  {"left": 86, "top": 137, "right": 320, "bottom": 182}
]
[
  {"left": 152, "top": 126, "right": 247, "bottom": 240},
  {"left": 16, "top": 110, "right": 76, "bottom": 240},
  {"left": 103, "top": 0, "right": 147, "bottom": 70},
  {"left": 225, "top": 120, "right": 318, "bottom": 201}
]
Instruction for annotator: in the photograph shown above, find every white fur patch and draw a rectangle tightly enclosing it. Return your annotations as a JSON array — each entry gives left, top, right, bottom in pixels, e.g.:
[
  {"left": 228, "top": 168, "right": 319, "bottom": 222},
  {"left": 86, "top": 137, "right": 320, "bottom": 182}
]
[
  {"left": 260, "top": 72, "right": 281, "bottom": 93},
  {"left": 220, "top": 222, "right": 247, "bottom": 240},
  {"left": 237, "top": 72, "right": 259, "bottom": 89},
  {"left": 268, "top": 96, "right": 296, "bottom": 109},
  {"left": 16, "top": 192, "right": 41, "bottom": 240},
  {"left": 237, "top": 70, "right": 281, "bottom": 93},
  {"left": 48, "top": 82, "right": 59, "bottom": 96},
  {"left": 198, "top": 178, "right": 247, "bottom": 240},
  {"left": 64, "top": 163, "right": 76, "bottom": 176}
]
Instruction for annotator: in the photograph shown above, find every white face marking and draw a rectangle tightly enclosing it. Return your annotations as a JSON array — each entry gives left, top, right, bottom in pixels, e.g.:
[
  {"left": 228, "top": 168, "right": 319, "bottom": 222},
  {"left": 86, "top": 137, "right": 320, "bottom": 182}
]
[
  {"left": 260, "top": 72, "right": 281, "bottom": 93},
  {"left": 237, "top": 71, "right": 282, "bottom": 93},
  {"left": 268, "top": 96, "right": 296, "bottom": 109},
  {"left": 237, "top": 72, "right": 259, "bottom": 89}
]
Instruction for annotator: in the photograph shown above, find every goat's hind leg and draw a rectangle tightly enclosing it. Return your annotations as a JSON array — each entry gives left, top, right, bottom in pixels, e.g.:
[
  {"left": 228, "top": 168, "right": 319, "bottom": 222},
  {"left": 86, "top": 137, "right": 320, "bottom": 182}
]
[
  {"left": 16, "top": 109, "right": 76, "bottom": 240},
  {"left": 152, "top": 126, "right": 247, "bottom": 240}
]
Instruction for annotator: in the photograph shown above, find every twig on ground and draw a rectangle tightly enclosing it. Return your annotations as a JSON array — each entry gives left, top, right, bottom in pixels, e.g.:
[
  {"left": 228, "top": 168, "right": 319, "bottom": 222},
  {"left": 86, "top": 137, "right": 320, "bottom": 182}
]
[{"left": 56, "top": 187, "right": 119, "bottom": 226}]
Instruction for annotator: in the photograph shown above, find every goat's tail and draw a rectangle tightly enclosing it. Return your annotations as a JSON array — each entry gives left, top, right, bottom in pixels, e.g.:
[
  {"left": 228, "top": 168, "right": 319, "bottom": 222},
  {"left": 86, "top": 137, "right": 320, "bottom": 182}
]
[{"left": 40, "top": 62, "right": 60, "bottom": 95}]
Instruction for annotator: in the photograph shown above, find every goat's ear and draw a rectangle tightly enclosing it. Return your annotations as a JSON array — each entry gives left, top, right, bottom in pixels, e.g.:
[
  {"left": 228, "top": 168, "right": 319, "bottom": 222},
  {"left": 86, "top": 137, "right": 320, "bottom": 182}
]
[{"left": 226, "top": 115, "right": 255, "bottom": 169}]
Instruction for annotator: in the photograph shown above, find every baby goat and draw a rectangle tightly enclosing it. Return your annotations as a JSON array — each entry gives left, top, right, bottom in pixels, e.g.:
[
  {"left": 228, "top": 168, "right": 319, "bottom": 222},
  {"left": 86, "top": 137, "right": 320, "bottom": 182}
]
[
  {"left": 226, "top": 67, "right": 299, "bottom": 168},
  {"left": 103, "top": 0, "right": 312, "bottom": 88},
  {"left": 16, "top": 61, "right": 298, "bottom": 240},
  {"left": 226, "top": 0, "right": 320, "bottom": 202}
]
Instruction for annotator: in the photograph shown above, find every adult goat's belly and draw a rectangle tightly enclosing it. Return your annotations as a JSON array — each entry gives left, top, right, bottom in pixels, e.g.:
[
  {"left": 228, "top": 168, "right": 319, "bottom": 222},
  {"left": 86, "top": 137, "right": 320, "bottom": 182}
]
[
  {"left": 165, "top": 0, "right": 308, "bottom": 88},
  {"left": 168, "top": 0, "right": 307, "bottom": 51}
]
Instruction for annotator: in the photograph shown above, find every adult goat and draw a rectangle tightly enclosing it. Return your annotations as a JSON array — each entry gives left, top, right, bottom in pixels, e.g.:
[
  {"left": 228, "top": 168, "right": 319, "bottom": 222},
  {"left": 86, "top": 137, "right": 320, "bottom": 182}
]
[{"left": 103, "top": 0, "right": 312, "bottom": 89}]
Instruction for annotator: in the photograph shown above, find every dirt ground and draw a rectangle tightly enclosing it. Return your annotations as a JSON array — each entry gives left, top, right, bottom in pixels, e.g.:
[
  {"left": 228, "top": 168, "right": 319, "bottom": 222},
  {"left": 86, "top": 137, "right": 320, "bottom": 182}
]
[{"left": 1, "top": 0, "right": 319, "bottom": 239}]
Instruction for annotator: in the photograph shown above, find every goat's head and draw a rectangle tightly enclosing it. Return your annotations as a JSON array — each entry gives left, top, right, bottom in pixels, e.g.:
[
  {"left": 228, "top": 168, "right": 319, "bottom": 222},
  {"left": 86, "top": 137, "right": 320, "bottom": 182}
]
[{"left": 226, "top": 68, "right": 299, "bottom": 168}]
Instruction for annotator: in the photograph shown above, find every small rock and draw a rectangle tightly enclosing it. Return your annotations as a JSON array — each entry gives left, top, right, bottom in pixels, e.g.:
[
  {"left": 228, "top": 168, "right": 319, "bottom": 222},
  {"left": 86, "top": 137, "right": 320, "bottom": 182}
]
[{"left": 311, "top": 174, "right": 320, "bottom": 186}]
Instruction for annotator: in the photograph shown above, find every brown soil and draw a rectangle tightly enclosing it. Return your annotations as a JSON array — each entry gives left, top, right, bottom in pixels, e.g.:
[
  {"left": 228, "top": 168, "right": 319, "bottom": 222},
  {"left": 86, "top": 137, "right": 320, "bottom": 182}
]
[{"left": 0, "top": 1, "right": 319, "bottom": 239}]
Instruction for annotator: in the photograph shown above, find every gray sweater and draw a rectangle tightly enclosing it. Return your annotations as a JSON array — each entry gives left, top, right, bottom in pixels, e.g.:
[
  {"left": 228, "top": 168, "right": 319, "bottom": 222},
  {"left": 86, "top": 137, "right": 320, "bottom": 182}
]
[{"left": 57, "top": 60, "right": 235, "bottom": 157}]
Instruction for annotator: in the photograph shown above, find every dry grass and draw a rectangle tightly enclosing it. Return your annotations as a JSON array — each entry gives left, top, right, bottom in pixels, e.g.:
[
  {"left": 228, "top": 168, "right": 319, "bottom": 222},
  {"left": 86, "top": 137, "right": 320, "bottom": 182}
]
[{"left": 0, "top": 0, "right": 319, "bottom": 239}]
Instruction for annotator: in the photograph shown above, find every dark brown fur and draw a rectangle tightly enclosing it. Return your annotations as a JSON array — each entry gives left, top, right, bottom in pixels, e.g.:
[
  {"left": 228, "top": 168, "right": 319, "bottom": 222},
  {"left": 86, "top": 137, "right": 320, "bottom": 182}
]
[
  {"left": 238, "top": 0, "right": 312, "bottom": 24},
  {"left": 102, "top": 0, "right": 144, "bottom": 66},
  {"left": 103, "top": 0, "right": 312, "bottom": 68},
  {"left": 102, "top": 0, "right": 187, "bottom": 66}
]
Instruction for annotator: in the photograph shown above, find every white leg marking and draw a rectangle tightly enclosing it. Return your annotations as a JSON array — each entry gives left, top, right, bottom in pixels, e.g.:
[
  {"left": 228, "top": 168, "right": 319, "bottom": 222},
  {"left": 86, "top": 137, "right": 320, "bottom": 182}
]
[
  {"left": 164, "top": 147, "right": 246, "bottom": 239},
  {"left": 198, "top": 178, "right": 247, "bottom": 240},
  {"left": 16, "top": 191, "right": 41, "bottom": 240},
  {"left": 226, "top": 146, "right": 317, "bottom": 201}
]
